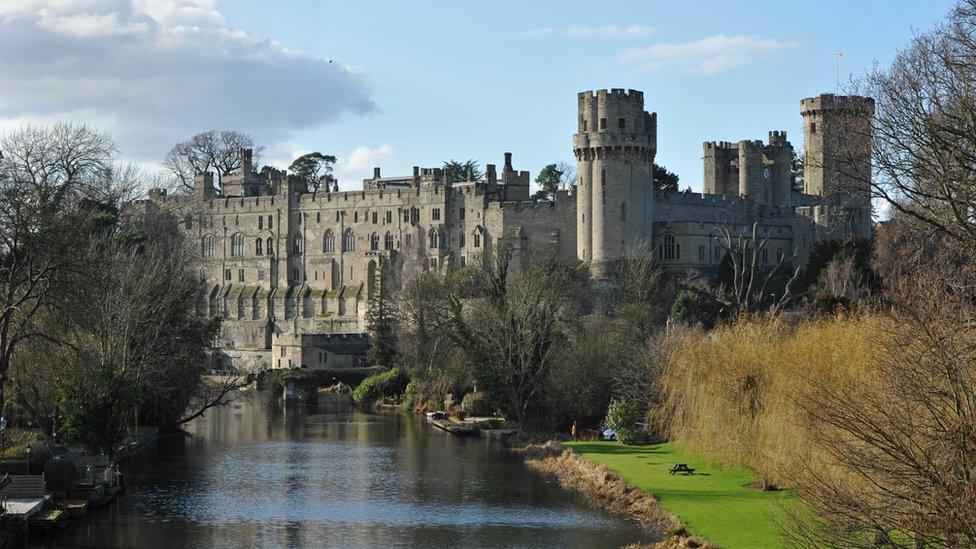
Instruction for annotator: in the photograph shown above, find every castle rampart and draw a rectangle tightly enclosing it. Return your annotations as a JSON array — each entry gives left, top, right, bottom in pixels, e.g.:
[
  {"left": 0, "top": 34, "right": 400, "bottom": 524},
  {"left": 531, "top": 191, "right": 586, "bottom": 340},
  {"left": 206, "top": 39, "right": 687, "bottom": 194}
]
[{"left": 139, "top": 88, "right": 872, "bottom": 374}]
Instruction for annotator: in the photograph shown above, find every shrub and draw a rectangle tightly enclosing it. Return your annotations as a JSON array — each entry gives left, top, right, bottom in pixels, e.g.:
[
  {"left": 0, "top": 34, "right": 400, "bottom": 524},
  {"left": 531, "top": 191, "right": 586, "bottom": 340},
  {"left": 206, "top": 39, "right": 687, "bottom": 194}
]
[
  {"left": 670, "top": 290, "right": 720, "bottom": 328},
  {"left": 269, "top": 367, "right": 385, "bottom": 393},
  {"left": 461, "top": 391, "right": 492, "bottom": 417},
  {"left": 810, "top": 293, "right": 852, "bottom": 316},
  {"left": 606, "top": 398, "right": 646, "bottom": 445},
  {"left": 352, "top": 368, "right": 408, "bottom": 405}
]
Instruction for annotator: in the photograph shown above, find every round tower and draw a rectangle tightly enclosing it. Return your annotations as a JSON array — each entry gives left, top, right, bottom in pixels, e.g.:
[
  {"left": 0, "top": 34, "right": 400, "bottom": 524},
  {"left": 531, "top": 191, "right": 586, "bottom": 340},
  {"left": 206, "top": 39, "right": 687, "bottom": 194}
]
[{"left": 573, "top": 89, "right": 656, "bottom": 277}]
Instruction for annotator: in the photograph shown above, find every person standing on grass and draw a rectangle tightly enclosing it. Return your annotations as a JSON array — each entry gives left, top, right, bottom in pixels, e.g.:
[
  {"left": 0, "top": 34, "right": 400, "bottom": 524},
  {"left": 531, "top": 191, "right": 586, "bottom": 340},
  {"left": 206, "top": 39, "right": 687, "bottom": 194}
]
[{"left": 570, "top": 421, "right": 578, "bottom": 440}]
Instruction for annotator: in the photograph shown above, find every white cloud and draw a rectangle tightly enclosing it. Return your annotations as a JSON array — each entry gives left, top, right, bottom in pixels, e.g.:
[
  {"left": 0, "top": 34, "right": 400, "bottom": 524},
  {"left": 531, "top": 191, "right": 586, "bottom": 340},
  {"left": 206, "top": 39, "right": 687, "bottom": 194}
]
[
  {"left": 524, "top": 24, "right": 653, "bottom": 38},
  {"left": 618, "top": 34, "right": 798, "bottom": 74},
  {"left": 0, "top": 0, "right": 375, "bottom": 161},
  {"left": 337, "top": 144, "right": 395, "bottom": 187}
]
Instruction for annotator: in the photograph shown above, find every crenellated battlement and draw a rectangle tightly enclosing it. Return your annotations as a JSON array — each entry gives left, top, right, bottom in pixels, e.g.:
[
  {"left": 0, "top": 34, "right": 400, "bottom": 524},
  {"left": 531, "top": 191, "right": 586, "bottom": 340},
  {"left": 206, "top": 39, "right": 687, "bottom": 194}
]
[{"left": 800, "top": 93, "right": 875, "bottom": 116}]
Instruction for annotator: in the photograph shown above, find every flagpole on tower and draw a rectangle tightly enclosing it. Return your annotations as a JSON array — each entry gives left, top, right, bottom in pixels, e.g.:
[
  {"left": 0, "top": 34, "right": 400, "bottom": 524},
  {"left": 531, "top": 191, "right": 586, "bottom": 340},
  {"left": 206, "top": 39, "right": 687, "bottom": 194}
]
[{"left": 836, "top": 51, "right": 844, "bottom": 90}]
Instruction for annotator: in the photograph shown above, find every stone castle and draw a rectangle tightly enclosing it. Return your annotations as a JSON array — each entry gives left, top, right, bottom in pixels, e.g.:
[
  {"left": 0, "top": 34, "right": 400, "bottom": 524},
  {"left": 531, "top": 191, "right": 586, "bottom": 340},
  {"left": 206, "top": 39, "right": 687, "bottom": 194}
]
[{"left": 143, "top": 89, "right": 874, "bottom": 372}]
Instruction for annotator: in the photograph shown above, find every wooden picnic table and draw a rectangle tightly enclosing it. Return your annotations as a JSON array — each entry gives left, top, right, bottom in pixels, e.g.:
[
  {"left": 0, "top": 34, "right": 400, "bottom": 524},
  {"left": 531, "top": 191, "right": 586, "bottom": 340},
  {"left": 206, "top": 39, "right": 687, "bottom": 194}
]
[{"left": 669, "top": 463, "right": 695, "bottom": 475}]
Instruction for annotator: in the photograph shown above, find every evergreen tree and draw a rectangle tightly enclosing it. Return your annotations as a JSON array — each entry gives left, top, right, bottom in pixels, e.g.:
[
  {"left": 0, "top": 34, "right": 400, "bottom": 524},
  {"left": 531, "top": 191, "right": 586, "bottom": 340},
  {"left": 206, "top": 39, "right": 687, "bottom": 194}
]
[
  {"left": 532, "top": 163, "right": 564, "bottom": 200},
  {"left": 653, "top": 163, "right": 680, "bottom": 192},
  {"left": 442, "top": 159, "right": 482, "bottom": 183},
  {"left": 366, "top": 287, "right": 398, "bottom": 368}
]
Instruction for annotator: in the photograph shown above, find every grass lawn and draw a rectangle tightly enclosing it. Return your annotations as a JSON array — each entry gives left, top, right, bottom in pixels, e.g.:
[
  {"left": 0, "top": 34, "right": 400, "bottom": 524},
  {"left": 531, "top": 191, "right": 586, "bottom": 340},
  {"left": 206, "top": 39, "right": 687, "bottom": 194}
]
[{"left": 565, "top": 441, "right": 794, "bottom": 548}]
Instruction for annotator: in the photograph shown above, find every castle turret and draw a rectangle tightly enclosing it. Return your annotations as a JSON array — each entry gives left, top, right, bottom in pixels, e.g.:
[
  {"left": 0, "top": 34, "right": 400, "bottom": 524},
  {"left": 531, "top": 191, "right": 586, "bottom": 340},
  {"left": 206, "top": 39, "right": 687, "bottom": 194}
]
[
  {"left": 574, "top": 89, "right": 656, "bottom": 277},
  {"left": 767, "top": 131, "right": 793, "bottom": 207},
  {"left": 194, "top": 172, "right": 215, "bottom": 201},
  {"left": 703, "top": 141, "right": 738, "bottom": 197},
  {"left": 702, "top": 132, "right": 794, "bottom": 209},
  {"left": 738, "top": 140, "right": 765, "bottom": 205},
  {"left": 801, "top": 93, "right": 874, "bottom": 236}
]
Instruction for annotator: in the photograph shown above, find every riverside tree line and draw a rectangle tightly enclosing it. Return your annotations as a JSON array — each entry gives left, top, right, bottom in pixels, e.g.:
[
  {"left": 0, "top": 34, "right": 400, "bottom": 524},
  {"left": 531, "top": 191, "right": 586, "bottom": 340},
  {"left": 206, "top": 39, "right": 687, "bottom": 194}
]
[{"left": 0, "top": 125, "right": 244, "bottom": 456}]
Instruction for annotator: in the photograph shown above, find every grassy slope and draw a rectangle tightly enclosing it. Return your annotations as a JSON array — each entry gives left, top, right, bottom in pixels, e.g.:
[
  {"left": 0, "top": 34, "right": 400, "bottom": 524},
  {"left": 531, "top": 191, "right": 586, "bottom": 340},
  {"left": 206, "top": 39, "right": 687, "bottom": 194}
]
[{"left": 565, "top": 441, "right": 793, "bottom": 548}]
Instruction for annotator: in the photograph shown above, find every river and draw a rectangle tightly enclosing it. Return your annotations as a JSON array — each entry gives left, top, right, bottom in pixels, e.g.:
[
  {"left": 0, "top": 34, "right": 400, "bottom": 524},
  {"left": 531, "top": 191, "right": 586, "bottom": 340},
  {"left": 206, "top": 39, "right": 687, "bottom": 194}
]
[{"left": 32, "top": 392, "right": 647, "bottom": 548}]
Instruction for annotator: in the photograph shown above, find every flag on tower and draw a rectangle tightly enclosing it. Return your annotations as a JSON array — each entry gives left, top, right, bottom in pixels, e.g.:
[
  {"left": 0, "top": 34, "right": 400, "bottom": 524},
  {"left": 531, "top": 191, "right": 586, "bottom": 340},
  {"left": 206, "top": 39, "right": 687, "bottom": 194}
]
[{"left": 837, "top": 51, "right": 844, "bottom": 58}]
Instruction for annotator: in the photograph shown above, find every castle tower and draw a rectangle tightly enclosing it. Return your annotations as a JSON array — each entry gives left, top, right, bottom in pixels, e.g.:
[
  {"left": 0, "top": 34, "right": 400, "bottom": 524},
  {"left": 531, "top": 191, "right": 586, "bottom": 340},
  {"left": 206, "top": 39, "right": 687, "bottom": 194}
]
[
  {"left": 801, "top": 93, "right": 875, "bottom": 236},
  {"left": 702, "top": 141, "right": 738, "bottom": 197},
  {"left": 574, "top": 89, "right": 656, "bottom": 277},
  {"left": 767, "top": 131, "right": 793, "bottom": 207},
  {"left": 738, "top": 139, "right": 766, "bottom": 205}
]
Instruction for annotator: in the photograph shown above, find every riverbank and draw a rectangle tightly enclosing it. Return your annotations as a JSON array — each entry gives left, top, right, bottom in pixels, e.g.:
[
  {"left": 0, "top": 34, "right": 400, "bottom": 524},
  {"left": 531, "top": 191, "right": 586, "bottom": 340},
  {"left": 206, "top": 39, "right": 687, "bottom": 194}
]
[
  {"left": 565, "top": 441, "right": 794, "bottom": 548},
  {"left": 514, "top": 440, "right": 709, "bottom": 548}
]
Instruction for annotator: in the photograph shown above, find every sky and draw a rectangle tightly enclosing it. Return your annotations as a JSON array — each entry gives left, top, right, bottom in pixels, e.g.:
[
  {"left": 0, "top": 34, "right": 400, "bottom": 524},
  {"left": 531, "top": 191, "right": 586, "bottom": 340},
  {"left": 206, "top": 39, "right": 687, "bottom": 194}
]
[{"left": 0, "top": 0, "right": 957, "bottom": 192}]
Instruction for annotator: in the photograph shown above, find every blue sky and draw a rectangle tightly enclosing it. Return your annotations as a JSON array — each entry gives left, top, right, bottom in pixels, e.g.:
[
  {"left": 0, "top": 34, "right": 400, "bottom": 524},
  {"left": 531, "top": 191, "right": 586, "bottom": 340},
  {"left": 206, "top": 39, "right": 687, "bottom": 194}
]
[
  {"left": 0, "top": 0, "right": 956, "bottom": 191},
  {"left": 221, "top": 0, "right": 952, "bottom": 189}
]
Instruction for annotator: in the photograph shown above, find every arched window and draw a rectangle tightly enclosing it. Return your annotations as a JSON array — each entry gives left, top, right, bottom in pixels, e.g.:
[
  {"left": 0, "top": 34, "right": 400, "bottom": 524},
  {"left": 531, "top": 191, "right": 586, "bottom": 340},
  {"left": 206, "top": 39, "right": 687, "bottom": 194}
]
[
  {"left": 370, "top": 232, "right": 380, "bottom": 251},
  {"left": 202, "top": 235, "right": 215, "bottom": 258},
  {"left": 255, "top": 238, "right": 263, "bottom": 256},
  {"left": 231, "top": 233, "right": 244, "bottom": 256},
  {"left": 659, "top": 233, "right": 678, "bottom": 261},
  {"left": 292, "top": 233, "right": 303, "bottom": 253},
  {"left": 342, "top": 228, "right": 356, "bottom": 252},
  {"left": 428, "top": 228, "right": 439, "bottom": 249},
  {"left": 266, "top": 238, "right": 274, "bottom": 256},
  {"left": 324, "top": 229, "right": 336, "bottom": 252},
  {"left": 473, "top": 229, "right": 481, "bottom": 248},
  {"left": 384, "top": 232, "right": 394, "bottom": 251}
]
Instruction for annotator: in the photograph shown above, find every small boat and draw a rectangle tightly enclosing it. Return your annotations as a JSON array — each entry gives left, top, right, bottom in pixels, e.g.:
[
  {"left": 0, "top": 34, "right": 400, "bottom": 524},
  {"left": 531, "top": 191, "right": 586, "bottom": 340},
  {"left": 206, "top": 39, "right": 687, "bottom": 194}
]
[
  {"left": 65, "top": 500, "right": 88, "bottom": 518},
  {"left": 425, "top": 411, "right": 447, "bottom": 421},
  {"left": 431, "top": 419, "right": 479, "bottom": 437}
]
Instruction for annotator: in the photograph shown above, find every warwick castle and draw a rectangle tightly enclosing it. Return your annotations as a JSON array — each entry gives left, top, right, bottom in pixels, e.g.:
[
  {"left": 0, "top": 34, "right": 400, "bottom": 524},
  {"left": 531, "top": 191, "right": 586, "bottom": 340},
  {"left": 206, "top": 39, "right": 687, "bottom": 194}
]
[{"left": 144, "top": 89, "right": 874, "bottom": 372}]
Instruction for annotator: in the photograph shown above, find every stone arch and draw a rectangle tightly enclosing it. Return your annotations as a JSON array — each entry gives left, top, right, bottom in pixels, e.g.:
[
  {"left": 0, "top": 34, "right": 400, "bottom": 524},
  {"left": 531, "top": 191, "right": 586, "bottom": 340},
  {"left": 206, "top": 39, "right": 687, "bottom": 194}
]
[
  {"left": 659, "top": 233, "right": 678, "bottom": 261},
  {"left": 202, "top": 234, "right": 216, "bottom": 258},
  {"left": 343, "top": 228, "right": 356, "bottom": 252},
  {"left": 324, "top": 229, "right": 336, "bottom": 252},
  {"left": 428, "top": 227, "right": 440, "bottom": 249},
  {"left": 230, "top": 232, "right": 244, "bottom": 256},
  {"left": 473, "top": 225, "right": 487, "bottom": 248}
]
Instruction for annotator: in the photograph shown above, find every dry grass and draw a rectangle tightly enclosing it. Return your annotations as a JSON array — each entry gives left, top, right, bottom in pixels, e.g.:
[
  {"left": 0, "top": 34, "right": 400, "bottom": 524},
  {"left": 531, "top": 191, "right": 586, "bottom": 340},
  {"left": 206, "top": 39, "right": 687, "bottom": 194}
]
[
  {"left": 659, "top": 315, "right": 886, "bottom": 489},
  {"left": 515, "top": 441, "right": 713, "bottom": 548}
]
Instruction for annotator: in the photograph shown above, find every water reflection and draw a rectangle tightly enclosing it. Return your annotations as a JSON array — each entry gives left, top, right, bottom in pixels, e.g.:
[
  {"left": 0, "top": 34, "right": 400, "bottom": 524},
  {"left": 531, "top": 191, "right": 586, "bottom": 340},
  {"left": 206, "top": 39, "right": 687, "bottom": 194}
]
[{"left": 33, "top": 392, "right": 647, "bottom": 548}]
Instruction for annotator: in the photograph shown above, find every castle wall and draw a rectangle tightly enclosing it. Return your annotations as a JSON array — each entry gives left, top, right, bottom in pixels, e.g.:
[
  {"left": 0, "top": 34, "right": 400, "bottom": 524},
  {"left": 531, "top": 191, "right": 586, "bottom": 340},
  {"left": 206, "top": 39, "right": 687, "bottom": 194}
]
[
  {"left": 496, "top": 192, "right": 577, "bottom": 264},
  {"left": 139, "top": 88, "right": 872, "bottom": 375}
]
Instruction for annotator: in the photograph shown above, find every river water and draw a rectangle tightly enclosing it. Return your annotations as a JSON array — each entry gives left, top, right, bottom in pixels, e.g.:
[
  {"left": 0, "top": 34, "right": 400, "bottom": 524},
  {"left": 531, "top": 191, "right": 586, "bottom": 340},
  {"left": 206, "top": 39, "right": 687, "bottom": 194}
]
[{"left": 33, "top": 392, "right": 647, "bottom": 548}]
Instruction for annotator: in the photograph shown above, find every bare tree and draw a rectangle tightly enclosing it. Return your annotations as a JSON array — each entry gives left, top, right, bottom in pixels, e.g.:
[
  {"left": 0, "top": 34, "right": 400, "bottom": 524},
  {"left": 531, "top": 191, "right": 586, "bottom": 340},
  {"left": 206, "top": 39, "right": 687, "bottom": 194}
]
[
  {"left": 714, "top": 222, "right": 802, "bottom": 315},
  {"left": 163, "top": 130, "right": 263, "bottom": 191},
  {"left": 0, "top": 123, "right": 116, "bottom": 419},
  {"left": 840, "top": 1, "right": 976, "bottom": 251},
  {"left": 557, "top": 161, "right": 576, "bottom": 188},
  {"left": 790, "top": 250, "right": 976, "bottom": 548}
]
